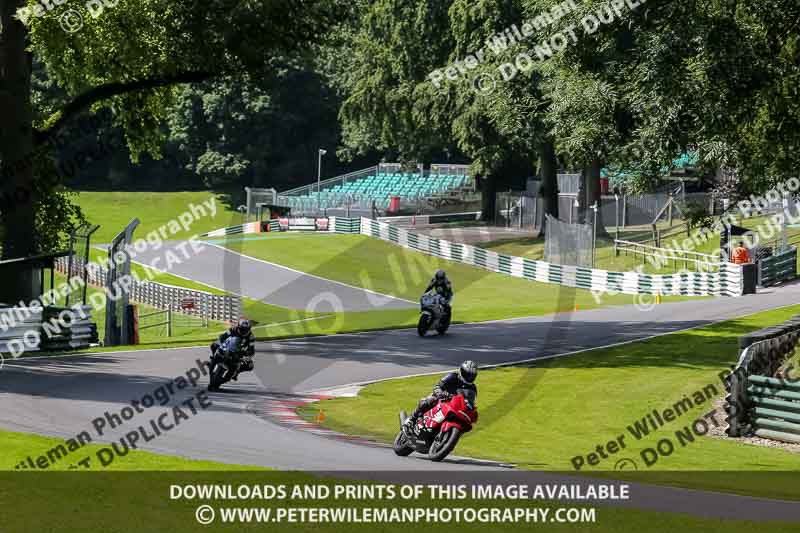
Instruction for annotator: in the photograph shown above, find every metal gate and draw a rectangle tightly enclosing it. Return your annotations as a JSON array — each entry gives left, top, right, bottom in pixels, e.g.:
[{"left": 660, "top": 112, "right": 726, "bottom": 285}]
[
  {"left": 104, "top": 219, "right": 139, "bottom": 346},
  {"left": 65, "top": 222, "right": 99, "bottom": 307},
  {"left": 495, "top": 191, "right": 540, "bottom": 229}
]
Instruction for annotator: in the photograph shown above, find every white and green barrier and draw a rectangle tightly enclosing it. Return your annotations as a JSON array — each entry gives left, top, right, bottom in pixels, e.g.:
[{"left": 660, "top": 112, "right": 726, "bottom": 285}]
[
  {"left": 758, "top": 246, "right": 797, "bottom": 287},
  {"left": 357, "top": 217, "right": 744, "bottom": 297},
  {"left": 725, "top": 318, "right": 800, "bottom": 442},
  {"left": 201, "top": 216, "right": 744, "bottom": 297},
  {"left": 328, "top": 216, "right": 361, "bottom": 234},
  {"left": 202, "top": 221, "right": 263, "bottom": 238}
]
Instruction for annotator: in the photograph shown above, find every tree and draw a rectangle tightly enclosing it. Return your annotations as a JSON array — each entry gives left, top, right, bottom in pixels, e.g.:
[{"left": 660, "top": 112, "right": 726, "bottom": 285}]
[
  {"left": 0, "top": 0, "right": 345, "bottom": 300},
  {"left": 337, "top": 0, "right": 541, "bottom": 221}
]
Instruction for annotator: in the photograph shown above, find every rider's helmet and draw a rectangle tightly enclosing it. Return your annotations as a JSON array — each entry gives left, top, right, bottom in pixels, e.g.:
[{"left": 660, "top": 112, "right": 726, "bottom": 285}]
[
  {"left": 435, "top": 269, "right": 447, "bottom": 283},
  {"left": 235, "top": 318, "right": 252, "bottom": 337},
  {"left": 459, "top": 360, "right": 478, "bottom": 383}
]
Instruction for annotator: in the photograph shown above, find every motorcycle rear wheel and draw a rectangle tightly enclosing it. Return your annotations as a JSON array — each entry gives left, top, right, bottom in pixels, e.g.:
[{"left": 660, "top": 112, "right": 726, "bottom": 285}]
[
  {"left": 392, "top": 430, "right": 414, "bottom": 456},
  {"left": 427, "top": 427, "right": 461, "bottom": 462}
]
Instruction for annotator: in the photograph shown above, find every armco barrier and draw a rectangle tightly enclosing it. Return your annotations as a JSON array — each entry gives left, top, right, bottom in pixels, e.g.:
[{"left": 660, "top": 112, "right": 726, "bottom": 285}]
[
  {"left": 0, "top": 307, "right": 43, "bottom": 353},
  {"left": 54, "top": 257, "right": 240, "bottom": 323},
  {"left": 725, "top": 318, "right": 800, "bottom": 442},
  {"left": 0, "top": 305, "right": 98, "bottom": 354},
  {"left": 758, "top": 246, "right": 797, "bottom": 287},
  {"left": 359, "top": 218, "right": 744, "bottom": 297},
  {"left": 40, "top": 305, "right": 98, "bottom": 351}
]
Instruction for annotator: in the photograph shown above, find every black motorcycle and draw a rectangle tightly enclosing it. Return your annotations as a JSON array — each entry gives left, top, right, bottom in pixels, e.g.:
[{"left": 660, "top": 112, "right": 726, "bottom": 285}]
[
  {"left": 417, "top": 291, "right": 451, "bottom": 336},
  {"left": 209, "top": 336, "right": 248, "bottom": 391}
]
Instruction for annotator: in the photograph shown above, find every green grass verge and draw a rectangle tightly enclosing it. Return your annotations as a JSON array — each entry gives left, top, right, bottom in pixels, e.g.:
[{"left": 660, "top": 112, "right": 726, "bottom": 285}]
[
  {"left": 299, "top": 305, "right": 800, "bottom": 497},
  {"left": 226, "top": 233, "right": 697, "bottom": 324},
  {"left": 75, "top": 191, "right": 245, "bottom": 243},
  {"left": 0, "top": 429, "right": 265, "bottom": 471}
]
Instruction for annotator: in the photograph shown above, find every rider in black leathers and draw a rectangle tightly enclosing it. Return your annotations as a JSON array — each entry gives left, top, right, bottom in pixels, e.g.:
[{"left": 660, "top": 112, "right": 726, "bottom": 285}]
[
  {"left": 403, "top": 361, "right": 478, "bottom": 432},
  {"left": 210, "top": 318, "right": 255, "bottom": 380},
  {"left": 424, "top": 269, "right": 453, "bottom": 321}
]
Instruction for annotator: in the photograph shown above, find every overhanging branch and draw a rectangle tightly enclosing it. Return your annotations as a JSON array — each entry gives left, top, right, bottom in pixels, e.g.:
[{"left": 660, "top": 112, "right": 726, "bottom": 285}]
[{"left": 34, "top": 70, "right": 220, "bottom": 146}]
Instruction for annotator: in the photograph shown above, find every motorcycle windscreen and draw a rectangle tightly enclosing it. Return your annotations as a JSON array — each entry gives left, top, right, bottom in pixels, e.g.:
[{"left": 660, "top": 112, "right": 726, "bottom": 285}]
[
  {"left": 222, "top": 336, "right": 242, "bottom": 354},
  {"left": 458, "top": 388, "right": 477, "bottom": 410}
]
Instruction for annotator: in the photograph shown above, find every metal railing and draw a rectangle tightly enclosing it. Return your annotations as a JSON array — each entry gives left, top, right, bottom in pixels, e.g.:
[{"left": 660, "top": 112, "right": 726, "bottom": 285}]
[
  {"left": 138, "top": 308, "right": 173, "bottom": 337},
  {"left": 614, "top": 239, "right": 720, "bottom": 271},
  {"left": 279, "top": 166, "right": 379, "bottom": 197},
  {"left": 54, "top": 257, "right": 240, "bottom": 323}
]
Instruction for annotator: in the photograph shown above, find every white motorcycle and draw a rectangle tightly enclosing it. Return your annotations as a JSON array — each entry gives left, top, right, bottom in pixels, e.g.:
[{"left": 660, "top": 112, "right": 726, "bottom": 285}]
[{"left": 417, "top": 291, "right": 451, "bottom": 336}]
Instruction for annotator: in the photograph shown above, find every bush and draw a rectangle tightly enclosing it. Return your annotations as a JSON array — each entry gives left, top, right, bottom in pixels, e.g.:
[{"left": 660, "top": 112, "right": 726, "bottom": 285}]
[{"left": 683, "top": 201, "right": 713, "bottom": 230}]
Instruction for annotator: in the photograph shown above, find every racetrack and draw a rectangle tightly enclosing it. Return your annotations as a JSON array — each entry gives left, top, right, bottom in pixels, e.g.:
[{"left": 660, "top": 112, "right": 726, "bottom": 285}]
[
  {"left": 3, "top": 265, "right": 800, "bottom": 518},
  {"left": 125, "top": 240, "right": 415, "bottom": 312}
]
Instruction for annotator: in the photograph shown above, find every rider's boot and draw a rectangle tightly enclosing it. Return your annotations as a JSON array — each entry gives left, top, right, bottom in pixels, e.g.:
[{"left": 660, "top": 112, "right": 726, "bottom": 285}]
[{"left": 402, "top": 414, "right": 417, "bottom": 435}]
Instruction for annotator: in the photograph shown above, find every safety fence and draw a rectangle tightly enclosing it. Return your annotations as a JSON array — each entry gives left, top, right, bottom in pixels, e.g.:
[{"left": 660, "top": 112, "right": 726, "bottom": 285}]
[
  {"left": 758, "top": 246, "right": 797, "bottom": 287},
  {"left": 358, "top": 218, "right": 744, "bottom": 297},
  {"left": 54, "top": 257, "right": 240, "bottom": 323},
  {"left": 197, "top": 217, "right": 745, "bottom": 296},
  {"left": 0, "top": 305, "right": 97, "bottom": 354},
  {"left": 376, "top": 212, "right": 481, "bottom": 228},
  {"left": 725, "top": 318, "right": 800, "bottom": 443},
  {"left": 614, "top": 240, "right": 720, "bottom": 272}
]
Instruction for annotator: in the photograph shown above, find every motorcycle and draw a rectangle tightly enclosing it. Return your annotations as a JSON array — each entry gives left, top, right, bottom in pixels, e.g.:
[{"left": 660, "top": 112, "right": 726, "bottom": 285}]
[
  {"left": 393, "top": 389, "right": 478, "bottom": 462},
  {"left": 417, "top": 291, "right": 451, "bottom": 336},
  {"left": 208, "top": 336, "right": 248, "bottom": 391}
]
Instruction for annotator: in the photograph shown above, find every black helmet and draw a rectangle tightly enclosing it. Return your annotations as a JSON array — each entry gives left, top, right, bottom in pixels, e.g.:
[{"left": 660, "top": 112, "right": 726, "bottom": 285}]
[
  {"left": 236, "top": 319, "right": 252, "bottom": 336},
  {"left": 435, "top": 269, "right": 446, "bottom": 282},
  {"left": 459, "top": 360, "right": 478, "bottom": 383}
]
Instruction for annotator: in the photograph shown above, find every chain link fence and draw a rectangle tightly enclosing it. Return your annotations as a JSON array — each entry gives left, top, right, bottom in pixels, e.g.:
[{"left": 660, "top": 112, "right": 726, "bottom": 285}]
[
  {"left": 64, "top": 222, "right": 99, "bottom": 307},
  {"left": 495, "top": 191, "right": 540, "bottom": 230},
  {"left": 544, "top": 215, "right": 594, "bottom": 267}
]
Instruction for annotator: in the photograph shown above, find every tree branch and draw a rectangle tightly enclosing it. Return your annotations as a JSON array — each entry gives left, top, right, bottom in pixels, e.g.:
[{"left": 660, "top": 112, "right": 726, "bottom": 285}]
[{"left": 34, "top": 70, "right": 220, "bottom": 146}]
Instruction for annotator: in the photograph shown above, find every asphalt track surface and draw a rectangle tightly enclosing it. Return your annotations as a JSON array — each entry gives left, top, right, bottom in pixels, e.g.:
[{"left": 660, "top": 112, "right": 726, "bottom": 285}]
[
  {"left": 127, "top": 240, "right": 414, "bottom": 312},
  {"left": 3, "top": 282, "right": 800, "bottom": 519}
]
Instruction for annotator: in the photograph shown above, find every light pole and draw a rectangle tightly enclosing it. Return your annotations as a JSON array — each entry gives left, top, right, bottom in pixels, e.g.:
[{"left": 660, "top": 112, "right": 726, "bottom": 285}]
[
  {"left": 591, "top": 201, "right": 599, "bottom": 268},
  {"left": 317, "top": 148, "right": 327, "bottom": 213}
]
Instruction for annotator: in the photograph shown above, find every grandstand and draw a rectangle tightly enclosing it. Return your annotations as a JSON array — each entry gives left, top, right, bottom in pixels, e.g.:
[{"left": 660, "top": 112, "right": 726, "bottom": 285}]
[{"left": 275, "top": 163, "right": 474, "bottom": 214}]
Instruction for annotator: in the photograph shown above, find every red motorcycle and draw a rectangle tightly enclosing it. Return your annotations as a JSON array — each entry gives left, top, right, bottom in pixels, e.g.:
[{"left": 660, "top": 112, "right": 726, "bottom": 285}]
[{"left": 393, "top": 389, "right": 478, "bottom": 461}]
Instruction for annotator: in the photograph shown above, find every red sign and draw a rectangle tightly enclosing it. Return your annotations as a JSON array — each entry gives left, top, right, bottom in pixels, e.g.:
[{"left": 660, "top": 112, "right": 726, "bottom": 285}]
[{"left": 180, "top": 298, "right": 196, "bottom": 310}]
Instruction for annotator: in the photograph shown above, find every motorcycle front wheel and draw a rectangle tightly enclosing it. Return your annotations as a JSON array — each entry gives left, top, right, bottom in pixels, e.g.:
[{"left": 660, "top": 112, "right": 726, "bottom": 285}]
[
  {"left": 427, "top": 427, "right": 461, "bottom": 462},
  {"left": 392, "top": 430, "right": 414, "bottom": 456},
  {"left": 417, "top": 314, "right": 431, "bottom": 337},
  {"left": 209, "top": 365, "right": 226, "bottom": 391}
]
